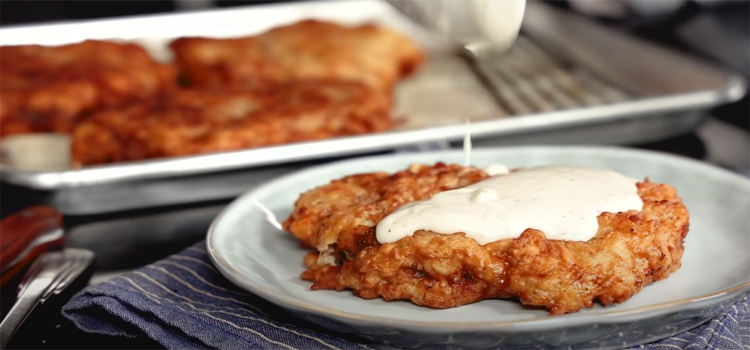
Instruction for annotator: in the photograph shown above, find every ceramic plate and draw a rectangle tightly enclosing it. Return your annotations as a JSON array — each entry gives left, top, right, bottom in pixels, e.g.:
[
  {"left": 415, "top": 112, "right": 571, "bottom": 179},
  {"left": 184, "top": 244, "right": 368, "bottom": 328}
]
[{"left": 207, "top": 146, "right": 750, "bottom": 349}]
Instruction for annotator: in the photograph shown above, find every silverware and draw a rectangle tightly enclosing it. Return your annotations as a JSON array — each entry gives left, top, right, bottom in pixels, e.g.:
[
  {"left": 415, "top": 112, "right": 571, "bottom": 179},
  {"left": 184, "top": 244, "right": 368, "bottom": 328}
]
[{"left": 0, "top": 248, "right": 95, "bottom": 349}]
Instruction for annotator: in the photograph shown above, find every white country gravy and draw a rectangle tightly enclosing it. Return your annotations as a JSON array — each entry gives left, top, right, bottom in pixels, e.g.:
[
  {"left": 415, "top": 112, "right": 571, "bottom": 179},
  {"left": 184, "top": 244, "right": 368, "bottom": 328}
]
[{"left": 375, "top": 165, "right": 643, "bottom": 245}]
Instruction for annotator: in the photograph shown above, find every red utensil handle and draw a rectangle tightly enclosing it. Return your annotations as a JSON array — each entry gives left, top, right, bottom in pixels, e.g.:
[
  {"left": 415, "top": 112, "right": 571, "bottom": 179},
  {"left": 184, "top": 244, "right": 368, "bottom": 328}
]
[{"left": 1, "top": 206, "right": 64, "bottom": 274}]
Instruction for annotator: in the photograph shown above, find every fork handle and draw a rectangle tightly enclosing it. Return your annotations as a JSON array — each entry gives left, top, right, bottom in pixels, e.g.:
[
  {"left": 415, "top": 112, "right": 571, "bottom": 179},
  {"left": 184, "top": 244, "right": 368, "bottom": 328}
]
[{"left": 0, "top": 277, "right": 47, "bottom": 348}]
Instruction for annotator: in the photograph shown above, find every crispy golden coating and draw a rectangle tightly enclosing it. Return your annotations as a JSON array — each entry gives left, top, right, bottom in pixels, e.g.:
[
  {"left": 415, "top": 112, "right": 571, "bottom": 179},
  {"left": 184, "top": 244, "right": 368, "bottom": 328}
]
[
  {"left": 0, "top": 40, "right": 176, "bottom": 136},
  {"left": 283, "top": 163, "right": 690, "bottom": 315},
  {"left": 71, "top": 80, "right": 392, "bottom": 165},
  {"left": 169, "top": 20, "right": 424, "bottom": 91}
]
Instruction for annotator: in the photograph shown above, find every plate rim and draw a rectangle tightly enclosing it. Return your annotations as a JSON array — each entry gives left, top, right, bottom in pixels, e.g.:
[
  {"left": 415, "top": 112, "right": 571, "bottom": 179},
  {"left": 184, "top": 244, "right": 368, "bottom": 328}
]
[{"left": 207, "top": 145, "right": 750, "bottom": 332}]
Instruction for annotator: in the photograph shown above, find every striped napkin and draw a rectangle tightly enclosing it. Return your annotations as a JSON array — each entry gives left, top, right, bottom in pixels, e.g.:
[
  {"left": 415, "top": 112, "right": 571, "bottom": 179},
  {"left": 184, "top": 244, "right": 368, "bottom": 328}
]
[{"left": 62, "top": 241, "right": 750, "bottom": 349}]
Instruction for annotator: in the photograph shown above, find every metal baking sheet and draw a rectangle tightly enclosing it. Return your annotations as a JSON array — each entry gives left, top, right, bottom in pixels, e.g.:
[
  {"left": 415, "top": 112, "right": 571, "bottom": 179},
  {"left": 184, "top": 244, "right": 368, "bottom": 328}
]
[{"left": 0, "top": 0, "right": 745, "bottom": 194}]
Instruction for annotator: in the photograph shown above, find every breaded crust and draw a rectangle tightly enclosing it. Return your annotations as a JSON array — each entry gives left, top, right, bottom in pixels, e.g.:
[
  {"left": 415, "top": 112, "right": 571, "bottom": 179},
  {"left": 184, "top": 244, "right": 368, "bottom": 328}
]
[
  {"left": 71, "top": 80, "right": 392, "bottom": 165},
  {"left": 0, "top": 40, "right": 175, "bottom": 136},
  {"left": 170, "top": 20, "right": 424, "bottom": 91},
  {"left": 283, "top": 163, "right": 689, "bottom": 315}
]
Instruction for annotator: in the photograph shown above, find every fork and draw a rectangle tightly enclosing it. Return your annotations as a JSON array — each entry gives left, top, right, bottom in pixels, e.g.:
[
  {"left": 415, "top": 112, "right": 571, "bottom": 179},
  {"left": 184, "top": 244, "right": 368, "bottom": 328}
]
[{"left": 0, "top": 248, "right": 95, "bottom": 348}]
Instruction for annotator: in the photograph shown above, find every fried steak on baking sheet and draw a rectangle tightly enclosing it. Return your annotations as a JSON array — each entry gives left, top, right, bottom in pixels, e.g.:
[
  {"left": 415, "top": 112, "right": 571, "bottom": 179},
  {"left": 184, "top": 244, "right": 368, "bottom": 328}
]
[
  {"left": 71, "top": 19, "right": 426, "bottom": 165},
  {"left": 71, "top": 80, "right": 392, "bottom": 165},
  {"left": 3, "top": 19, "right": 424, "bottom": 166},
  {"left": 0, "top": 40, "right": 176, "bottom": 136},
  {"left": 283, "top": 163, "right": 690, "bottom": 315},
  {"left": 170, "top": 19, "right": 425, "bottom": 92}
]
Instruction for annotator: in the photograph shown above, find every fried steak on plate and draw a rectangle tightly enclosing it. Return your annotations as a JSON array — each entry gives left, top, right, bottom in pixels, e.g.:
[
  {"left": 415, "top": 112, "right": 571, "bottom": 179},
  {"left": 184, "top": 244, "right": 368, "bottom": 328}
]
[{"left": 283, "top": 163, "right": 689, "bottom": 315}]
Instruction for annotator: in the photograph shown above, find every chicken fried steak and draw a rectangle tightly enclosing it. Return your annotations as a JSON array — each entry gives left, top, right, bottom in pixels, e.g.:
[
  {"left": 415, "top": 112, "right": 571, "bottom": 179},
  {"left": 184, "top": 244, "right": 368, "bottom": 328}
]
[
  {"left": 283, "top": 163, "right": 689, "bottom": 315},
  {"left": 170, "top": 20, "right": 424, "bottom": 91},
  {"left": 0, "top": 40, "right": 175, "bottom": 136},
  {"left": 71, "top": 81, "right": 392, "bottom": 165}
]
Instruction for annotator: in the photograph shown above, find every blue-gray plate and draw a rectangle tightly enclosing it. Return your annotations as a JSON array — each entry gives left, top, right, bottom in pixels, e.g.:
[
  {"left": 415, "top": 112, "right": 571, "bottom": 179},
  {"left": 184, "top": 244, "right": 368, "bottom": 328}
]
[{"left": 208, "top": 146, "right": 750, "bottom": 349}]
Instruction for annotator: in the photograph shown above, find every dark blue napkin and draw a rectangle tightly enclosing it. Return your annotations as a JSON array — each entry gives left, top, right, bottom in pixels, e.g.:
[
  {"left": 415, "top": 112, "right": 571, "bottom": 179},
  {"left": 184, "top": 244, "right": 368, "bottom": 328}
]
[{"left": 62, "top": 241, "right": 750, "bottom": 349}]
